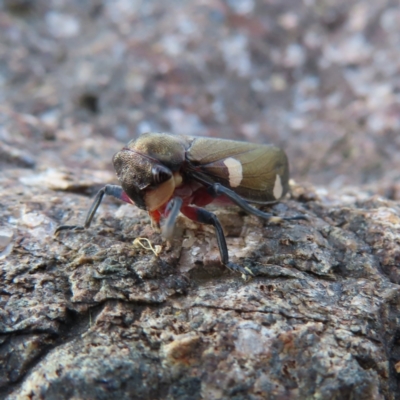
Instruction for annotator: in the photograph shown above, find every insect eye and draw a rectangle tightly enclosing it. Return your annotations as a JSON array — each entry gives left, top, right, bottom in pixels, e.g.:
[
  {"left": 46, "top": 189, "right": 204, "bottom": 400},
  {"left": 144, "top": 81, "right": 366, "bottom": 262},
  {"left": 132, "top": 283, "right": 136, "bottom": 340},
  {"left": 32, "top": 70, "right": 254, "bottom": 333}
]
[{"left": 151, "top": 165, "right": 172, "bottom": 185}]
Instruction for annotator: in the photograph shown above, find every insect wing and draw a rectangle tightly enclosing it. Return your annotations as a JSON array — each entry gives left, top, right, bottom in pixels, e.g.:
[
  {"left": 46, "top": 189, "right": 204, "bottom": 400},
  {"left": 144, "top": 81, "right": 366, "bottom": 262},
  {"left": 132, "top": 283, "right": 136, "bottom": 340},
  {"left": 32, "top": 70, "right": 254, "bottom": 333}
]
[{"left": 186, "top": 137, "right": 289, "bottom": 203}]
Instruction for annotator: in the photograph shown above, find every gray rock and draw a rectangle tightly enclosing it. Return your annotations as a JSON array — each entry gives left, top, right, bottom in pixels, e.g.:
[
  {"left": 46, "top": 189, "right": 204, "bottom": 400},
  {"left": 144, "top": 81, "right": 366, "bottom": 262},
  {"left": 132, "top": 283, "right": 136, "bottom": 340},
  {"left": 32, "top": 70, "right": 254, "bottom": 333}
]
[{"left": 1, "top": 1, "right": 399, "bottom": 399}]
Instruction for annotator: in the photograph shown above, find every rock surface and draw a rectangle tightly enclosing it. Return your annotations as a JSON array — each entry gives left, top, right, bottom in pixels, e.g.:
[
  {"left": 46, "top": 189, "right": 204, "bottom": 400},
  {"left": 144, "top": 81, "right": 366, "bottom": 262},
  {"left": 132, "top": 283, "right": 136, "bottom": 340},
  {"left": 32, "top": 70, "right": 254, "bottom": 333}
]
[{"left": 1, "top": 1, "right": 400, "bottom": 399}]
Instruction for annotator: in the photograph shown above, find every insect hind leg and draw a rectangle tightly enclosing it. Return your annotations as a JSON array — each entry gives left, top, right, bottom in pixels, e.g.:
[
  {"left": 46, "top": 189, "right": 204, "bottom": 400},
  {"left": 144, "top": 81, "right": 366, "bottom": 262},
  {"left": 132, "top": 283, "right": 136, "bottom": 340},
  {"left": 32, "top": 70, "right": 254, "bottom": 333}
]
[{"left": 207, "top": 183, "right": 307, "bottom": 222}]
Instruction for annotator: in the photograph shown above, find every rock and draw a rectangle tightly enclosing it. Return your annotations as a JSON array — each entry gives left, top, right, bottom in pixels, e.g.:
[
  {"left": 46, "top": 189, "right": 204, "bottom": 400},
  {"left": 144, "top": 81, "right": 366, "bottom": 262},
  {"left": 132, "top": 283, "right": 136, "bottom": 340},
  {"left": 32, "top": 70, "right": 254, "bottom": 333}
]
[
  {"left": 1, "top": 1, "right": 400, "bottom": 399},
  {"left": 1, "top": 162, "right": 399, "bottom": 399}
]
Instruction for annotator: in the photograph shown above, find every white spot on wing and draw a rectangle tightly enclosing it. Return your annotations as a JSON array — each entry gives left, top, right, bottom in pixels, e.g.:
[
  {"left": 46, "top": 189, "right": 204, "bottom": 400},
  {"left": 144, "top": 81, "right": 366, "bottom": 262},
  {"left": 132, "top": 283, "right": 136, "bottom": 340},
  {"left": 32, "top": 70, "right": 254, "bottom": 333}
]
[
  {"left": 273, "top": 174, "right": 283, "bottom": 199},
  {"left": 223, "top": 157, "right": 243, "bottom": 187}
]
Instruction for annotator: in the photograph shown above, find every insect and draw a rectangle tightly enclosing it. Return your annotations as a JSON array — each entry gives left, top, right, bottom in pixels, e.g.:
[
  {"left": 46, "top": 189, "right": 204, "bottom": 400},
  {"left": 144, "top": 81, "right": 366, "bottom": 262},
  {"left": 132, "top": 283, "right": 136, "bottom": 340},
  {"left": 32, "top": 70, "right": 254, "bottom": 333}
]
[{"left": 56, "top": 133, "right": 306, "bottom": 277}]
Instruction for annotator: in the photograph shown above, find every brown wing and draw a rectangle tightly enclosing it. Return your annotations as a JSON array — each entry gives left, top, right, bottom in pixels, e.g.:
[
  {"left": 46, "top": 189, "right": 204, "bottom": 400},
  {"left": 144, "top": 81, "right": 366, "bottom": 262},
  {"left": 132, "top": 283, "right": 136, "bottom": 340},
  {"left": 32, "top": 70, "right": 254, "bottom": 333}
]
[{"left": 185, "top": 137, "right": 290, "bottom": 204}]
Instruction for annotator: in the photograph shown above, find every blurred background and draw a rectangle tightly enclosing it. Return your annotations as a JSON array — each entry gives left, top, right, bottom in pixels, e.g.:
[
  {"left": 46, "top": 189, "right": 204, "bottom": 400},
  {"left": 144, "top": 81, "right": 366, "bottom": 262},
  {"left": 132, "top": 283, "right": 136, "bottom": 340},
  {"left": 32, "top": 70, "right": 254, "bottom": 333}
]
[{"left": 1, "top": 0, "right": 400, "bottom": 198}]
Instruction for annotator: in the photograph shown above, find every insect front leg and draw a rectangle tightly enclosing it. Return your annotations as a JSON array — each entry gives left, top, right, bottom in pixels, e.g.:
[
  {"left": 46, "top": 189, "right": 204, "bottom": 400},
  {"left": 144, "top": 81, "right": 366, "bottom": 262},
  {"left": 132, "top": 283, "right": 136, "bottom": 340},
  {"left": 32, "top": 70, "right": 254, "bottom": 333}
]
[
  {"left": 207, "top": 183, "right": 307, "bottom": 222},
  {"left": 55, "top": 185, "right": 129, "bottom": 234},
  {"left": 161, "top": 197, "right": 183, "bottom": 240},
  {"left": 181, "top": 205, "right": 254, "bottom": 278}
]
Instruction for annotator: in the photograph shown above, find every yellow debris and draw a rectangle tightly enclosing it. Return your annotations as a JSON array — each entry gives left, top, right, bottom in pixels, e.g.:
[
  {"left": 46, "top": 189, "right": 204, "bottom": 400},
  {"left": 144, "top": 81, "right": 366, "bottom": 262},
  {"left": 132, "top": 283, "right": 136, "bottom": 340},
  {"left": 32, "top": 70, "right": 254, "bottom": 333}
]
[{"left": 133, "top": 237, "right": 162, "bottom": 257}]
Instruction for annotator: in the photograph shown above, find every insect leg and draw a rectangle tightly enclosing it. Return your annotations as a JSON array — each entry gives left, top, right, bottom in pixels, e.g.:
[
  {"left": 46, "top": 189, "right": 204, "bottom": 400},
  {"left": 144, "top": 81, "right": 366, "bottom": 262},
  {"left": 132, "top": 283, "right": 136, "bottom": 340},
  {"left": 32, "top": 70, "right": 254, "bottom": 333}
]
[
  {"left": 208, "top": 183, "right": 307, "bottom": 222},
  {"left": 181, "top": 206, "right": 254, "bottom": 277},
  {"left": 55, "top": 185, "right": 128, "bottom": 234},
  {"left": 161, "top": 197, "right": 183, "bottom": 240}
]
